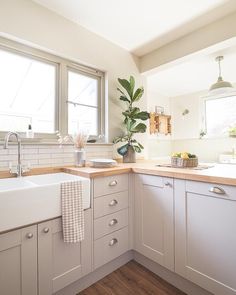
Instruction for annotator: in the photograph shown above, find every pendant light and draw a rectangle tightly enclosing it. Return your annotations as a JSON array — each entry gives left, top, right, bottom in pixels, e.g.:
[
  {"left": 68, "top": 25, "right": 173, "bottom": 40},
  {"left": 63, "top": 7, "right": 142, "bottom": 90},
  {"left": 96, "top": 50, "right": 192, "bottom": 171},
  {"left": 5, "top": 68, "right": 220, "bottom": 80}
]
[{"left": 209, "top": 56, "right": 233, "bottom": 94}]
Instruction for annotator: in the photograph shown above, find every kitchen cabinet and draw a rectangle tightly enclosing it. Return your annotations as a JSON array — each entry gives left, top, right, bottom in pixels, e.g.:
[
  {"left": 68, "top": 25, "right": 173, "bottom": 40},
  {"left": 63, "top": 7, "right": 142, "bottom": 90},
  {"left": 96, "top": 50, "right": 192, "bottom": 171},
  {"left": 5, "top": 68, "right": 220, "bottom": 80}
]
[
  {"left": 93, "top": 174, "right": 130, "bottom": 269},
  {"left": 134, "top": 174, "right": 174, "bottom": 271},
  {"left": 0, "top": 210, "right": 92, "bottom": 295},
  {"left": 0, "top": 225, "right": 37, "bottom": 295},
  {"left": 175, "top": 179, "right": 236, "bottom": 295},
  {"left": 38, "top": 210, "right": 92, "bottom": 295}
]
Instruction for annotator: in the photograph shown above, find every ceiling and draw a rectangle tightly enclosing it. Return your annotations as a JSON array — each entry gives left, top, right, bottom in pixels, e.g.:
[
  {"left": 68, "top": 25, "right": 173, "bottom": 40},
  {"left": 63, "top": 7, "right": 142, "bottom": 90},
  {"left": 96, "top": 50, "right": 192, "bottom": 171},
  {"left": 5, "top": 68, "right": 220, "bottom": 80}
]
[
  {"left": 32, "top": 0, "right": 236, "bottom": 56},
  {"left": 147, "top": 45, "right": 236, "bottom": 97}
]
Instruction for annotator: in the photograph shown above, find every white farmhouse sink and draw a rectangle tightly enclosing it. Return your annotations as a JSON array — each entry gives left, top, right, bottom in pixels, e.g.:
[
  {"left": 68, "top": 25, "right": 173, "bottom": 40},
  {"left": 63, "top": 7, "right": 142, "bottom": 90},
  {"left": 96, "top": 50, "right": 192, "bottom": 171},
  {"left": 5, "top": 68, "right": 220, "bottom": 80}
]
[
  {"left": 0, "top": 173, "right": 90, "bottom": 232},
  {"left": 0, "top": 177, "right": 37, "bottom": 191}
]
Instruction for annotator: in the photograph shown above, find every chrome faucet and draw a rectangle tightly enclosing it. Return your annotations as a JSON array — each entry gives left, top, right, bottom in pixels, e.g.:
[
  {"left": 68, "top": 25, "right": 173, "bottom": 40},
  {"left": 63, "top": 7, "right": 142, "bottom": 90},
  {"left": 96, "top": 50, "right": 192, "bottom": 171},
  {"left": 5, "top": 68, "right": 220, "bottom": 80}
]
[{"left": 4, "top": 132, "right": 25, "bottom": 177}]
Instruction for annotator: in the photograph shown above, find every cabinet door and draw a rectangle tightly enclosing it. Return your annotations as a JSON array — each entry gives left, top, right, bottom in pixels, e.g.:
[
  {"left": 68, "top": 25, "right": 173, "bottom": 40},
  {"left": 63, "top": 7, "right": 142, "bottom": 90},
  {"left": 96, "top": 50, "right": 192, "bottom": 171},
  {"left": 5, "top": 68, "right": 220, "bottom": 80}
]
[
  {"left": 38, "top": 209, "right": 92, "bottom": 295},
  {"left": 134, "top": 174, "right": 174, "bottom": 271},
  {"left": 175, "top": 179, "right": 236, "bottom": 295},
  {"left": 0, "top": 225, "right": 37, "bottom": 295}
]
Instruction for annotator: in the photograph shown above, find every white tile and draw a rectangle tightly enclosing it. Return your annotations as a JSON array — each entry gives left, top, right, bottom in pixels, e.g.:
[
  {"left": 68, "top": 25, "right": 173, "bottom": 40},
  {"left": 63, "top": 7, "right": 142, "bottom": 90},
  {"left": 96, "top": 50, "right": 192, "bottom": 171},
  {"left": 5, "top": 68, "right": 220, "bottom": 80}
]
[
  {"left": 0, "top": 155, "right": 18, "bottom": 161},
  {"left": 38, "top": 159, "right": 52, "bottom": 164},
  {"left": 23, "top": 154, "right": 39, "bottom": 160},
  {"left": 22, "top": 149, "right": 38, "bottom": 154},
  {"left": 51, "top": 153, "right": 65, "bottom": 158},
  {"left": 37, "top": 154, "right": 51, "bottom": 159},
  {"left": 0, "top": 161, "right": 9, "bottom": 167},
  {"left": 0, "top": 149, "right": 8, "bottom": 155},
  {"left": 38, "top": 148, "right": 53, "bottom": 154}
]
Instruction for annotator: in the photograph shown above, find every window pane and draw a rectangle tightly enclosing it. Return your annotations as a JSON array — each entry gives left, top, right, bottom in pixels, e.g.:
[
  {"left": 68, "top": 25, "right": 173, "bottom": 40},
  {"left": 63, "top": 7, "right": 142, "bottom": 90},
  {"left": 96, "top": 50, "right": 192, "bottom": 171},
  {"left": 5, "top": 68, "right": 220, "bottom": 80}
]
[
  {"left": 205, "top": 96, "right": 236, "bottom": 136},
  {"left": 68, "top": 70, "right": 98, "bottom": 107},
  {"left": 0, "top": 48, "right": 56, "bottom": 133},
  {"left": 68, "top": 104, "right": 98, "bottom": 135}
]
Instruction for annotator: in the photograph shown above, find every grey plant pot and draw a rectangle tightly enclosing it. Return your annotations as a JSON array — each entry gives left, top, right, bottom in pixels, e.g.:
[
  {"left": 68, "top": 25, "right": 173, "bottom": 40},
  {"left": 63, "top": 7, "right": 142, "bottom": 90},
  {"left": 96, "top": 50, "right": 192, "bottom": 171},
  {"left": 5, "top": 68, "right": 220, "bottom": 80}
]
[{"left": 123, "top": 145, "right": 136, "bottom": 163}]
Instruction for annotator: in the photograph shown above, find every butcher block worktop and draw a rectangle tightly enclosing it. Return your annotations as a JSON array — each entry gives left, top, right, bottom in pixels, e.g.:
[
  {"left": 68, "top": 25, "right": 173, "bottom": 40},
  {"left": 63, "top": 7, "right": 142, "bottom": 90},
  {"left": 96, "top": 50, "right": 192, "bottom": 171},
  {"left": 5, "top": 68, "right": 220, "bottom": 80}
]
[
  {"left": 64, "top": 161, "right": 236, "bottom": 186},
  {"left": 0, "top": 161, "right": 236, "bottom": 186}
]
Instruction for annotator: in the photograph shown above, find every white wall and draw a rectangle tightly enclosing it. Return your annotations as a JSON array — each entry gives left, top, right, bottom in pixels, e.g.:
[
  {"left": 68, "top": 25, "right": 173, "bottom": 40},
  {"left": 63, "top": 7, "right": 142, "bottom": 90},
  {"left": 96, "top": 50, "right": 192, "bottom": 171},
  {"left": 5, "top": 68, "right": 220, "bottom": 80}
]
[
  {"left": 146, "top": 90, "right": 171, "bottom": 158},
  {"left": 0, "top": 0, "right": 146, "bottom": 147},
  {"left": 146, "top": 86, "right": 236, "bottom": 162},
  {"left": 170, "top": 89, "right": 236, "bottom": 162}
]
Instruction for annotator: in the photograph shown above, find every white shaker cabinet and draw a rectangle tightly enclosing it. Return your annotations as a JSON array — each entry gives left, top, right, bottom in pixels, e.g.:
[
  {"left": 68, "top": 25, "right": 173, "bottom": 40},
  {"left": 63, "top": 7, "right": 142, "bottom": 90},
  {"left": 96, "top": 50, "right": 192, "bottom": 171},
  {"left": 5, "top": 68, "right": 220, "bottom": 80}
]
[
  {"left": 0, "top": 210, "right": 92, "bottom": 295},
  {"left": 175, "top": 179, "right": 236, "bottom": 295},
  {"left": 134, "top": 174, "right": 174, "bottom": 271},
  {"left": 38, "top": 210, "right": 92, "bottom": 295},
  {"left": 0, "top": 225, "right": 37, "bottom": 295}
]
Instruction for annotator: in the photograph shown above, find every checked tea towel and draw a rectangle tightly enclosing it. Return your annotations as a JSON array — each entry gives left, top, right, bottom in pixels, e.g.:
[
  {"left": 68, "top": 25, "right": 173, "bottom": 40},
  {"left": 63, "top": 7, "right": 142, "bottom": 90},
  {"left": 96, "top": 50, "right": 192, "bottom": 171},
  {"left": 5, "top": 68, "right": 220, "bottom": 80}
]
[{"left": 61, "top": 181, "right": 84, "bottom": 243}]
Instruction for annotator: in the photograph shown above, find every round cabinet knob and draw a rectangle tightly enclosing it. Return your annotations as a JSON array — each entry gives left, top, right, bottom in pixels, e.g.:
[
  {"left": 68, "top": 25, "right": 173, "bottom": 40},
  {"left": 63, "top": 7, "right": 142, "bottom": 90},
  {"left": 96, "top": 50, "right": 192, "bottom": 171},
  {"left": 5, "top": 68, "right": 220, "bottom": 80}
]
[
  {"left": 109, "top": 199, "right": 118, "bottom": 207},
  {"left": 109, "top": 219, "right": 118, "bottom": 226},
  {"left": 164, "top": 182, "right": 172, "bottom": 187},
  {"left": 43, "top": 227, "right": 50, "bottom": 233},
  {"left": 26, "top": 233, "right": 33, "bottom": 239},
  {"left": 109, "top": 238, "right": 118, "bottom": 246}
]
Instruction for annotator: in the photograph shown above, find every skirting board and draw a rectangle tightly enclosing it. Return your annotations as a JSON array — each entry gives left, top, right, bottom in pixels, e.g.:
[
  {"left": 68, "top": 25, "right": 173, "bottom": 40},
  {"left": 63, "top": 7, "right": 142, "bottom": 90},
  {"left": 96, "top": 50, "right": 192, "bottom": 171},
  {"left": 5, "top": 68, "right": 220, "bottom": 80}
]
[
  {"left": 134, "top": 251, "right": 212, "bottom": 295},
  {"left": 54, "top": 250, "right": 134, "bottom": 295},
  {"left": 54, "top": 250, "right": 212, "bottom": 295}
]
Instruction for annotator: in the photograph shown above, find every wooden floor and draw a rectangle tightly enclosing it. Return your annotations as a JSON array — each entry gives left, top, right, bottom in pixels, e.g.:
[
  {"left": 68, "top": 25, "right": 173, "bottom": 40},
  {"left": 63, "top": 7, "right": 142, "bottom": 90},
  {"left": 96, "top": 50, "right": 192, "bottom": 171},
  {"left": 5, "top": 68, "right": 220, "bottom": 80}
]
[{"left": 78, "top": 260, "right": 186, "bottom": 295}]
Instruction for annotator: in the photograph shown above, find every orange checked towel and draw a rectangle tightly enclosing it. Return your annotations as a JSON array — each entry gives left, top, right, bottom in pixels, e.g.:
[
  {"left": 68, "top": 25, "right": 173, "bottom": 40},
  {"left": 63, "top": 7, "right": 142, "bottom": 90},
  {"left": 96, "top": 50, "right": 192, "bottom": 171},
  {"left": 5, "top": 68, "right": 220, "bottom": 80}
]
[{"left": 61, "top": 181, "right": 85, "bottom": 243}]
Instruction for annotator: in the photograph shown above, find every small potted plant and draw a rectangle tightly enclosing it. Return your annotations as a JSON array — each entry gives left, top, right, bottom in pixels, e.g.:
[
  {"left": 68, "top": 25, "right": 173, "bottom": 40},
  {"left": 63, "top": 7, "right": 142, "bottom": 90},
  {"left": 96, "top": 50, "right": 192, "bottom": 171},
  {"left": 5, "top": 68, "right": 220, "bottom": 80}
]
[{"left": 113, "top": 76, "right": 149, "bottom": 163}]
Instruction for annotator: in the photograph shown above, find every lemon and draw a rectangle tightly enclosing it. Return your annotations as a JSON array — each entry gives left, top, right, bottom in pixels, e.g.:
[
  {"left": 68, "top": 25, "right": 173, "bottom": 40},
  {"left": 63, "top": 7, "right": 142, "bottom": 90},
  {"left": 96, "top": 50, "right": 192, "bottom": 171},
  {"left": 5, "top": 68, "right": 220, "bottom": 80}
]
[{"left": 181, "top": 152, "right": 189, "bottom": 159}]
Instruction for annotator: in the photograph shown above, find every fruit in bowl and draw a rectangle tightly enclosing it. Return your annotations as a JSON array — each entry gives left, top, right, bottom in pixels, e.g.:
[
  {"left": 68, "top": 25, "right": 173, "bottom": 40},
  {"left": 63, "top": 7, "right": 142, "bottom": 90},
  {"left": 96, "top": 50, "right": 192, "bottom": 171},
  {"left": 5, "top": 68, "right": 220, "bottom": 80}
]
[
  {"left": 171, "top": 152, "right": 198, "bottom": 168},
  {"left": 172, "top": 152, "right": 197, "bottom": 159}
]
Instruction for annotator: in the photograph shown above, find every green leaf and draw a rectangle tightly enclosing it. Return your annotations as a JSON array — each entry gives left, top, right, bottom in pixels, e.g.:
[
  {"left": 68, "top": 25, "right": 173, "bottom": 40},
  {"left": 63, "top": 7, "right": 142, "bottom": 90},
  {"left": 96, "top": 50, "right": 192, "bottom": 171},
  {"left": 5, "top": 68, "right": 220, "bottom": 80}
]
[
  {"left": 133, "top": 111, "right": 150, "bottom": 120},
  {"left": 119, "top": 95, "right": 130, "bottom": 103},
  {"left": 130, "top": 107, "right": 140, "bottom": 116},
  {"left": 113, "top": 137, "right": 123, "bottom": 144},
  {"left": 129, "top": 76, "right": 135, "bottom": 99},
  {"left": 137, "top": 142, "right": 144, "bottom": 149},
  {"left": 122, "top": 111, "right": 130, "bottom": 117},
  {"left": 131, "top": 123, "right": 147, "bottom": 133},
  {"left": 117, "top": 144, "right": 129, "bottom": 156},
  {"left": 127, "top": 119, "right": 136, "bottom": 132},
  {"left": 118, "top": 78, "right": 131, "bottom": 98},
  {"left": 117, "top": 88, "right": 125, "bottom": 96},
  {"left": 133, "top": 145, "right": 142, "bottom": 153},
  {"left": 132, "top": 87, "right": 144, "bottom": 102}
]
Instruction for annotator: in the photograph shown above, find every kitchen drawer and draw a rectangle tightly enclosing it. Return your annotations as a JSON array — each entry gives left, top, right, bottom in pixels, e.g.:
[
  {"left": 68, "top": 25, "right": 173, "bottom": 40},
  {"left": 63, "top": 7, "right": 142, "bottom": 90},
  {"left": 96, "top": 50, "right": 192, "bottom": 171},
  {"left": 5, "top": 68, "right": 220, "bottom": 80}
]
[
  {"left": 94, "top": 226, "right": 129, "bottom": 269},
  {"left": 94, "top": 174, "right": 128, "bottom": 198},
  {"left": 94, "top": 209, "right": 128, "bottom": 240},
  {"left": 186, "top": 180, "right": 236, "bottom": 200},
  {"left": 94, "top": 191, "right": 129, "bottom": 219}
]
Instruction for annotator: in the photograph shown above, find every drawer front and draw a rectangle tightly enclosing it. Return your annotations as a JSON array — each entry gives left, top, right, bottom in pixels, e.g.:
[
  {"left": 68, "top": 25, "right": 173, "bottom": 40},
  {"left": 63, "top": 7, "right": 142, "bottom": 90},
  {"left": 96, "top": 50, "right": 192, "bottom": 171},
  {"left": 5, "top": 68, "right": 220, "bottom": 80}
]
[
  {"left": 186, "top": 180, "right": 236, "bottom": 200},
  {"left": 94, "top": 227, "right": 129, "bottom": 269},
  {"left": 94, "top": 191, "right": 129, "bottom": 219},
  {"left": 94, "top": 209, "right": 128, "bottom": 240},
  {"left": 94, "top": 174, "right": 128, "bottom": 198}
]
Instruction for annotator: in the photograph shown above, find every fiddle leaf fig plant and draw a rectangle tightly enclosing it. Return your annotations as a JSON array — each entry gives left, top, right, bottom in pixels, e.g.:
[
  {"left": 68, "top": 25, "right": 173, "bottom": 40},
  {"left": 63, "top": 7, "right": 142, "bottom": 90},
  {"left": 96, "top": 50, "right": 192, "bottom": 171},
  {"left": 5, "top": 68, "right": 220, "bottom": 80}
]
[{"left": 113, "top": 76, "right": 149, "bottom": 156}]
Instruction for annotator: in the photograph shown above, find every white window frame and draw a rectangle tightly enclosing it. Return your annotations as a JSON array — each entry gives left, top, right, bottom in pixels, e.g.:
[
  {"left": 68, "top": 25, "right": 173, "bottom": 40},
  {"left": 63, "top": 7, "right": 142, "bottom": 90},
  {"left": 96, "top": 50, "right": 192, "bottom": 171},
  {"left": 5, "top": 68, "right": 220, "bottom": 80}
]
[
  {"left": 201, "top": 91, "right": 236, "bottom": 138},
  {"left": 0, "top": 36, "right": 105, "bottom": 141}
]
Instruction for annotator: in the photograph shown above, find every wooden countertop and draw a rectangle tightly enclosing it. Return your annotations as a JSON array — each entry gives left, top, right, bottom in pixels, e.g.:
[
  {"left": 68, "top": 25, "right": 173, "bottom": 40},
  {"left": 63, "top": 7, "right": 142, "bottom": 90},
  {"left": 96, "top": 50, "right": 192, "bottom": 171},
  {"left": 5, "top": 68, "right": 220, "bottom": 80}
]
[
  {"left": 64, "top": 161, "right": 236, "bottom": 186},
  {"left": 0, "top": 161, "right": 236, "bottom": 186}
]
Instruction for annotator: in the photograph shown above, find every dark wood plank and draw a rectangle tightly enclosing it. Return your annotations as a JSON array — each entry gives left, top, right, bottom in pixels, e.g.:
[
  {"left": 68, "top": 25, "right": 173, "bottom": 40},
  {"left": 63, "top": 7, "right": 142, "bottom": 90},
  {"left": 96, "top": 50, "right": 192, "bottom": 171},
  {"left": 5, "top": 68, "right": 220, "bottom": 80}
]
[
  {"left": 79, "top": 282, "right": 111, "bottom": 295},
  {"left": 78, "top": 260, "right": 186, "bottom": 295}
]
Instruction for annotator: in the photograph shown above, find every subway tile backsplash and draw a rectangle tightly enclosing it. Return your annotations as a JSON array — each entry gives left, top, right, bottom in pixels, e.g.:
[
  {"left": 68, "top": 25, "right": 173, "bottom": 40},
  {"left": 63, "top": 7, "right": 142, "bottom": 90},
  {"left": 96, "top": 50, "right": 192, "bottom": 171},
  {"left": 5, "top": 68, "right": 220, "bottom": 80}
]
[{"left": 0, "top": 144, "right": 113, "bottom": 171}]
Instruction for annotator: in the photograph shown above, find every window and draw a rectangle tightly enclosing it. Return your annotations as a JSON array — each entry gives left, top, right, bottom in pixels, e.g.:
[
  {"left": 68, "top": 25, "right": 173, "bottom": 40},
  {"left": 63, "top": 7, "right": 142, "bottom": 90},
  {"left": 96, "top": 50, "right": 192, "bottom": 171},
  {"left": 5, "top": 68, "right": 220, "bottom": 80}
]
[
  {"left": 0, "top": 37, "right": 105, "bottom": 139},
  {"left": 205, "top": 95, "right": 236, "bottom": 136},
  {"left": 0, "top": 48, "right": 56, "bottom": 133},
  {"left": 67, "top": 69, "right": 101, "bottom": 136}
]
